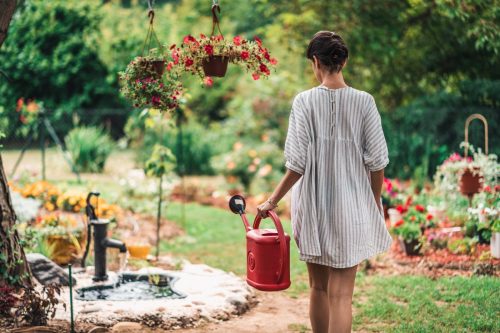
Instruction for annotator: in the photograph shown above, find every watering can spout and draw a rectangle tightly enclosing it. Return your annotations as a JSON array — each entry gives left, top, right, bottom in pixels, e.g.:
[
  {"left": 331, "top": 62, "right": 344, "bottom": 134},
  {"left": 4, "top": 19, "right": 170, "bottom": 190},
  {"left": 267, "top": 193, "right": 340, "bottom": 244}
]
[{"left": 229, "top": 195, "right": 251, "bottom": 231}]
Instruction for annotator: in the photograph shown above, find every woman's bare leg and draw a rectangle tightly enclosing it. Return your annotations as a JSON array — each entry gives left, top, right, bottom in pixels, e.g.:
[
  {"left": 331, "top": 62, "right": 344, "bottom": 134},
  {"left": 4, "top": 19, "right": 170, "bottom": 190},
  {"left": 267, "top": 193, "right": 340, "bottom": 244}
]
[
  {"left": 307, "top": 263, "right": 330, "bottom": 333},
  {"left": 327, "top": 265, "right": 358, "bottom": 333}
]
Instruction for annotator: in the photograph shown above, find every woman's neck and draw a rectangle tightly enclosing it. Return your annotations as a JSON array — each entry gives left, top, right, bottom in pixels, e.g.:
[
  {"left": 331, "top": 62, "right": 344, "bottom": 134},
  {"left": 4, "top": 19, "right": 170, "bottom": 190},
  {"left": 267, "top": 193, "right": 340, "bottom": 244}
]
[{"left": 320, "top": 71, "right": 347, "bottom": 89}]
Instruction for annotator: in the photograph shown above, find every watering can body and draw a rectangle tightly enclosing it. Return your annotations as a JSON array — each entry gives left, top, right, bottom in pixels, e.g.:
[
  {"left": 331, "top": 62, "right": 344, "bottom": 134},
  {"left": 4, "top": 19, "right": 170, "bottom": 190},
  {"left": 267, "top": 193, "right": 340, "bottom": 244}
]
[
  {"left": 229, "top": 195, "right": 291, "bottom": 291},
  {"left": 246, "top": 226, "right": 291, "bottom": 291}
]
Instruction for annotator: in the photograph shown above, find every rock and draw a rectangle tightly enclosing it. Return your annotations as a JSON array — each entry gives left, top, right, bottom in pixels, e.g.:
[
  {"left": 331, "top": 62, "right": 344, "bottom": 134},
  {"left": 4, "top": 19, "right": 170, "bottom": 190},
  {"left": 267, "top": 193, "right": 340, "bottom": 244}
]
[
  {"left": 111, "top": 321, "right": 143, "bottom": 332},
  {"left": 26, "top": 253, "right": 77, "bottom": 286},
  {"left": 80, "top": 305, "right": 102, "bottom": 314},
  {"left": 89, "top": 327, "right": 109, "bottom": 333},
  {"left": 10, "top": 327, "right": 58, "bottom": 333}
]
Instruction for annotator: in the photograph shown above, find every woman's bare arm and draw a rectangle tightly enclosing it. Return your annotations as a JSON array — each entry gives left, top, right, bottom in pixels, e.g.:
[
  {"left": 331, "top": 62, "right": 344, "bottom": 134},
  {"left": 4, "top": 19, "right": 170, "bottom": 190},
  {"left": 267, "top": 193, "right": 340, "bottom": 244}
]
[
  {"left": 370, "top": 169, "right": 384, "bottom": 210},
  {"left": 257, "top": 169, "right": 302, "bottom": 217}
]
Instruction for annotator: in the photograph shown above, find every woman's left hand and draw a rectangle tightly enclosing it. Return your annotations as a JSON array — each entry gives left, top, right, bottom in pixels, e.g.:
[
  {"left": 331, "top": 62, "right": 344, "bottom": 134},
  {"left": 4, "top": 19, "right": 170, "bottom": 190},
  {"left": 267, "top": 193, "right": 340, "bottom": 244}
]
[{"left": 257, "top": 201, "right": 275, "bottom": 218}]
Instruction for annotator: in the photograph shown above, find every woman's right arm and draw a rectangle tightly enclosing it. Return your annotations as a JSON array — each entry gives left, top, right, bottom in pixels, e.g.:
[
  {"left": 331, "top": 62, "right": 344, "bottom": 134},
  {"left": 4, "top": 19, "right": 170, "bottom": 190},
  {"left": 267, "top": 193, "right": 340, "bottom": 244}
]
[{"left": 370, "top": 169, "right": 384, "bottom": 211}]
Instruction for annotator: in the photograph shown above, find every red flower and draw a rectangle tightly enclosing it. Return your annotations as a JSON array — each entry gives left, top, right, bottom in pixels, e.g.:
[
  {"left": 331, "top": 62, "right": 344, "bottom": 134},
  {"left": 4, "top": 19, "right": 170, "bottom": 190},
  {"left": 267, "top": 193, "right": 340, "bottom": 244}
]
[
  {"left": 410, "top": 216, "right": 416, "bottom": 222},
  {"left": 394, "top": 220, "right": 404, "bottom": 227},
  {"left": 233, "top": 35, "right": 242, "bottom": 46},
  {"left": 16, "top": 98, "right": 24, "bottom": 112},
  {"left": 259, "top": 63, "right": 270, "bottom": 75},
  {"left": 263, "top": 50, "right": 270, "bottom": 61},
  {"left": 396, "top": 205, "right": 407, "bottom": 214},
  {"left": 151, "top": 96, "right": 161, "bottom": 106},
  {"left": 203, "top": 76, "right": 214, "bottom": 87},
  {"left": 405, "top": 196, "right": 413, "bottom": 206},
  {"left": 483, "top": 185, "right": 491, "bottom": 193},
  {"left": 200, "top": 33, "right": 207, "bottom": 39},
  {"left": 184, "top": 58, "right": 194, "bottom": 67},
  {"left": 426, "top": 214, "right": 433, "bottom": 221},
  {"left": 252, "top": 72, "right": 260, "bottom": 80},
  {"left": 254, "top": 36, "right": 262, "bottom": 46},
  {"left": 415, "top": 204, "right": 425, "bottom": 213},
  {"left": 183, "top": 35, "right": 197, "bottom": 44},
  {"left": 204, "top": 45, "right": 214, "bottom": 55},
  {"left": 270, "top": 57, "right": 278, "bottom": 65},
  {"left": 240, "top": 51, "right": 249, "bottom": 60},
  {"left": 19, "top": 115, "right": 27, "bottom": 123},
  {"left": 166, "top": 62, "right": 174, "bottom": 71}
]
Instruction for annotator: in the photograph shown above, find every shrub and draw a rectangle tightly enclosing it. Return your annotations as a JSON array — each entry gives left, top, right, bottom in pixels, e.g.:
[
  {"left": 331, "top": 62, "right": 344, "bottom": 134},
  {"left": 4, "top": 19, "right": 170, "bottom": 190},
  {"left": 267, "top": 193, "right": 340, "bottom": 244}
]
[
  {"left": 14, "top": 284, "right": 65, "bottom": 326},
  {"left": 65, "top": 126, "right": 114, "bottom": 173}
]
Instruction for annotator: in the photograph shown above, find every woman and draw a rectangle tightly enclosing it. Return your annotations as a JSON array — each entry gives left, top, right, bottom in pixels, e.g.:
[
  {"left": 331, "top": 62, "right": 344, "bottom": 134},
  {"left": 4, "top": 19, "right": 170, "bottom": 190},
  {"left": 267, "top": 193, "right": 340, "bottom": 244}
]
[{"left": 257, "top": 31, "right": 392, "bottom": 333}]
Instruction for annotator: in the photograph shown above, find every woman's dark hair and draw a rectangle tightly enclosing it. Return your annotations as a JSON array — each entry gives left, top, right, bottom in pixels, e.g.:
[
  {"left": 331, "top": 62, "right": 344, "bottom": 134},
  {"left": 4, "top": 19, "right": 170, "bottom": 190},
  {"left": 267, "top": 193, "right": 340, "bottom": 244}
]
[{"left": 306, "top": 31, "right": 348, "bottom": 73}]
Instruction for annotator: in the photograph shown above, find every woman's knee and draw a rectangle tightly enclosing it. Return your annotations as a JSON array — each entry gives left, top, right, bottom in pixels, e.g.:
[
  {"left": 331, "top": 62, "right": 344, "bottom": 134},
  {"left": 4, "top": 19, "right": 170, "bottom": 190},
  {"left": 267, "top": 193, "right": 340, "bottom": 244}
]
[{"left": 307, "top": 263, "right": 329, "bottom": 292}]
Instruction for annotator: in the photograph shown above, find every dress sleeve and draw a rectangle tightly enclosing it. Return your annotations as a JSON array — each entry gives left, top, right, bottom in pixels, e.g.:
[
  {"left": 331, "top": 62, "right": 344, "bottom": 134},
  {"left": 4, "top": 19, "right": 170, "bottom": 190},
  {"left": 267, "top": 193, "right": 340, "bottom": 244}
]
[
  {"left": 284, "top": 95, "right": 307, "bottom": 175},
  {"left": 362, "top": 95, "right": 389, "bottom": 171}
]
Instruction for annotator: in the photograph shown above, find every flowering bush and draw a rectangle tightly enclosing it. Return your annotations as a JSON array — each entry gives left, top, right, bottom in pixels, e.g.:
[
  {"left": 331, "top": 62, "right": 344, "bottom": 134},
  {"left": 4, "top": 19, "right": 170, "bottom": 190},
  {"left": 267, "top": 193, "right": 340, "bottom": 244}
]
[
  {"left": 173, "top": 34, "right": 277, "bottom": 81},
  {"left": 119, "top": 50, "right": 183, "bottom": 111},
  {"left": 391, "top": 220, "right": 422, "bottom": 242},
  {"left": 19, "top": 181, "right": 60, "bottom": 211},
  {"left": 35, "top": 213, "right": 82, "bottom": 236},
  {"left": 211, "top": 140, "right": 283, "bottom": 192},
  {"left": 16, "top": 98, "right": 42, "bottom": 135},
  {"left": 434, "top": 144, "right": 498, "bottom": 200}
]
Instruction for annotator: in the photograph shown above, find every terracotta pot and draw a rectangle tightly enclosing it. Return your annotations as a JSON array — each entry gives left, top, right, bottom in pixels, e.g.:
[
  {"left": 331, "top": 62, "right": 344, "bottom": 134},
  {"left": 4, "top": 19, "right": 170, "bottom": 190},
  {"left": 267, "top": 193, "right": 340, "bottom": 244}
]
[
  {"left": 202, "top": 55, "right": 229, "bottom": 77},
  {"left": 398, "top": 237, "right": 421, "bottom": 256},
  {"left": 145, "top": 60, "right": 165, "bottom": 76},
  {"left": 459, "top": 167, "right": 483, "bottom": 196}
]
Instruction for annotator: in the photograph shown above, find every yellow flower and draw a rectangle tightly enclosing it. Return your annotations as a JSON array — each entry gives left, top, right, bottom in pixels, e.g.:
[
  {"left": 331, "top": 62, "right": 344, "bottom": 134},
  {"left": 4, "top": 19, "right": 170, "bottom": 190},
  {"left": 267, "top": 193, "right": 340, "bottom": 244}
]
[
  {"left": 73, "top": 205, "right": 81, "bottom": 212},
  {"left": 26, "top": 101, "right": 39, "bottom": 113},
  {"left": 69, "top": 197, "right": 77, "bottom": 205},
  {"left": 45, "top": 202, "right": 55, "bottom": 212}
]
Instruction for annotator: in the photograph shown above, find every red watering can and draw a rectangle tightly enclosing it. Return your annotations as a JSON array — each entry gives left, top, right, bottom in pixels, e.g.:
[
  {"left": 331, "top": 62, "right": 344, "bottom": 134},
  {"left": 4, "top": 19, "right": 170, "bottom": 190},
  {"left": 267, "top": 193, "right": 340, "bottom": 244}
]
[{"left": 229, "top": 195, "right": 291, "bottom": 291}]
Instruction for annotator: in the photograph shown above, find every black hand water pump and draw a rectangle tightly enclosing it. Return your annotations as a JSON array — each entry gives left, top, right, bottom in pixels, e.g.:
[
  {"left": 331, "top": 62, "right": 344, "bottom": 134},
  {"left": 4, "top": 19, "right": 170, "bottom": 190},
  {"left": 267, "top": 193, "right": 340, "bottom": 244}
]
[{"left": 81, "top": 192, "right": 127, "bottom": 281}]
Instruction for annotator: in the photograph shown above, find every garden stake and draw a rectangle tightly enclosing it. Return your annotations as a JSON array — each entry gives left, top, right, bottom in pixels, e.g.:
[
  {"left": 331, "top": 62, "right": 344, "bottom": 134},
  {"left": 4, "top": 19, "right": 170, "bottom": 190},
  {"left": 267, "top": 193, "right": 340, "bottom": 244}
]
[{"left": 68, "top": 264, "right": 75, "bottom": 333}]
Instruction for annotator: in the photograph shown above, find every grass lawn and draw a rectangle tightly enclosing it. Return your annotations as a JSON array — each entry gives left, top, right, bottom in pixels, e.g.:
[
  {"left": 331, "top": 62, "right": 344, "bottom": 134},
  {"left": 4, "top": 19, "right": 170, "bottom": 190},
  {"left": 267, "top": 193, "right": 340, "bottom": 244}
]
[{"left": 163, "top": 202, "right": 500, "bottom": 332}]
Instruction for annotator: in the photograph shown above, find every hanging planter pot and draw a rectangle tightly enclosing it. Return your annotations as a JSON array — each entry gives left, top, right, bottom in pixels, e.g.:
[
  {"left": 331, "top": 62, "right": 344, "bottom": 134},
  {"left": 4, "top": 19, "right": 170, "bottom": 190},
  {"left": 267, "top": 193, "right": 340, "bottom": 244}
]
[
  {"left": 202, "top": 55, "right": 229, "bottom": 77},
  {"left": 459, "top": 166, "right": 483, "bottom": 196},
  {"left": 146, "top": 59, "right": 166, "bottom": 77}
]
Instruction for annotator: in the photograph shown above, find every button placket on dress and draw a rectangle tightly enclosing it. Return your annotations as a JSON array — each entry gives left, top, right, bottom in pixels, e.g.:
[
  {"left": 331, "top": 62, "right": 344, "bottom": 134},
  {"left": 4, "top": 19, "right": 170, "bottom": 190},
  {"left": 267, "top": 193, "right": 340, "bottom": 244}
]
[{"left": 330, "top": 90, "right": 338, "bottom": 137}]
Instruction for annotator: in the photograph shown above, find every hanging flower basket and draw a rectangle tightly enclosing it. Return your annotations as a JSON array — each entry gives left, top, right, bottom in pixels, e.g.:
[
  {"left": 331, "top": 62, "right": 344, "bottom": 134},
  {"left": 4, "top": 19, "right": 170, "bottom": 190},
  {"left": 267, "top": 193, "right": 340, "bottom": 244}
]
[{"left": 118, "top": 51, "right": 183, "bottom": 111}]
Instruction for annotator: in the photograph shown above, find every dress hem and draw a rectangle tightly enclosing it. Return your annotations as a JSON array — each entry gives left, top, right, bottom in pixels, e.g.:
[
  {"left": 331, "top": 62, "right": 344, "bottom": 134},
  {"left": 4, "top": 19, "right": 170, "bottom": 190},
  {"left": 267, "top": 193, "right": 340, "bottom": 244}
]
[{"left": 299, "top": 237, "right": 393, "bottom": 269}]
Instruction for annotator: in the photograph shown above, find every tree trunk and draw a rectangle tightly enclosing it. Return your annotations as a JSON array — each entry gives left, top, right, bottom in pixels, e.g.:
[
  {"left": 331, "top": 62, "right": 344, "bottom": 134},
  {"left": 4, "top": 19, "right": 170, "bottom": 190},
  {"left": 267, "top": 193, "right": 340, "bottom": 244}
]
[{"left": 0, "top": 0, "right": 32, "bottom": 287}]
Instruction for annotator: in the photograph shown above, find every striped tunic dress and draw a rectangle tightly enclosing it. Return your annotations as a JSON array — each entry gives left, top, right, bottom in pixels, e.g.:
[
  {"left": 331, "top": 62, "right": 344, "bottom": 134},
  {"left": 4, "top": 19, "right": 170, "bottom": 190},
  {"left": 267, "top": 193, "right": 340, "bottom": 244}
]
[{"left": 285, "top": 85, "right": 392, "bottom": 268}]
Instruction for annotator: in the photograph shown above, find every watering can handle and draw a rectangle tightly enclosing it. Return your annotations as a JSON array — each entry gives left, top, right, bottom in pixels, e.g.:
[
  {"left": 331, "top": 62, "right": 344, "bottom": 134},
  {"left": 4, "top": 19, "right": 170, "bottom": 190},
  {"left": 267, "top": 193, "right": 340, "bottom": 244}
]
[{"left": 253, "top": 210, "right": 287, "bottom": 283}]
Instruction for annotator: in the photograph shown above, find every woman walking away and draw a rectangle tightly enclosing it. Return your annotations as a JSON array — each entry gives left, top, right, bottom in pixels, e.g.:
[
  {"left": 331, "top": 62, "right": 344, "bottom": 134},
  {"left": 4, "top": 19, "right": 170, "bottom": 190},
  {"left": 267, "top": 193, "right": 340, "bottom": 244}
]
[{"left": 257, "top": 31, "right": 392, "bottom": 333}]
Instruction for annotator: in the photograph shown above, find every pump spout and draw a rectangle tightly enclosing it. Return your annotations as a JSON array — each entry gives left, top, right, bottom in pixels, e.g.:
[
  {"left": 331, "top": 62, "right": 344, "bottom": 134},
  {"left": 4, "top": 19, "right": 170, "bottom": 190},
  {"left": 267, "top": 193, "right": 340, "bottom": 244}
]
[{"left": 103, "top": 238, "right": 127, "bottom": 253}]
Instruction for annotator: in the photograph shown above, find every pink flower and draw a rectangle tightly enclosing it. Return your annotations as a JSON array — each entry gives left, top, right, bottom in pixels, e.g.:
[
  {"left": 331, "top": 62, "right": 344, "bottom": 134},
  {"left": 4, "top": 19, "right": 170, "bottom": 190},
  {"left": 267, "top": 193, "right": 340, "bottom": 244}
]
[
  {"left": 233, "top": 35, "right": 242, "bottom": 46},
  {"left": 166, "top": 62, "right": 174, "bottom": 71},
  {"left": 203, "top": 76, "right": 214, "bottom": 87},
  {"left": 240, "top": 51, "right": 249, "bottom": 60},
  {"left": 252, "top": 72, "right": 260, "bottom": 80},
  {"left": 270, "top": 57, "right": 278, "bottom": 65},
  {"left": 184, "top": 58, "right": 194, "bottom": 67},
  {"left": 254, "top": 36, "right": 262, "bottom": 46},
  {"left": 394, "top": 220, "right": 404, "bottom": 227},
  {"left": 204, "top": 45, "right": 214, "bottom": 55},
  {"left": 200, "top": 33, "right": 207, "bottom": 39},
  {"left": 263, "top": 50, "right": 270, "bottom": 60},
  {"left": 172, "top": 49, "right": 179, "bottom": 65}
]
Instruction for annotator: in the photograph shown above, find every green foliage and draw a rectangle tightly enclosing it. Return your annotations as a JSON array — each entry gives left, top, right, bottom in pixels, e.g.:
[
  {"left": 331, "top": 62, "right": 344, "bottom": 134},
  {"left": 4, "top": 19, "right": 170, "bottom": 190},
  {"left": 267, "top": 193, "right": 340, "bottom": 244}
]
[
  {"left": 0, "top": 0, "right": 121, "bottom": 137},
  {"left": 447, "top": 237, "right": 478, "bottom": 255},
  {"left": 145, "top": 144, "right": 176, "bottom": 178},
  {"left": 125, "top": 110, "right": 222, "bottom": 175},
  {"left": 64, "top": 126, "right": 114, "bottom": 173},
  {"left": 391, "top": 221, "right": 422, "bottom": 242}
]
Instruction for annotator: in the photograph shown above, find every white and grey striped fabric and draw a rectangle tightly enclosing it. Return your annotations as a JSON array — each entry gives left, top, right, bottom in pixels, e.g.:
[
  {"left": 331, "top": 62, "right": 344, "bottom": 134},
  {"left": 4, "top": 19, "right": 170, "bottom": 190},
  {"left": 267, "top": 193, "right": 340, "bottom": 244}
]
[{"left": 285, "top": 85, "right": 393, "bottom": 268}]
